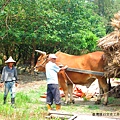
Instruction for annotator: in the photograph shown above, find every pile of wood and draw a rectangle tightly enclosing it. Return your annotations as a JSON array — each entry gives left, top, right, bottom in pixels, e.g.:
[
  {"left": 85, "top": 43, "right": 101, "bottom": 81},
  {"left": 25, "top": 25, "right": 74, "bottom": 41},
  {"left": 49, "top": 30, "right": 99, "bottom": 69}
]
[{"left": 98, "top": 11, "right": 120, "bottom": 78}]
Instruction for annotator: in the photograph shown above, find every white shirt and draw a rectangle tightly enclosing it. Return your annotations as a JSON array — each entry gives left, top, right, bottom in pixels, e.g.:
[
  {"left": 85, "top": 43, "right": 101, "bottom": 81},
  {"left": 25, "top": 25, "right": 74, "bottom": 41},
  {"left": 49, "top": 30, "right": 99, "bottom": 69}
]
[{"left": 45, "top": 61, "right": 60, "bottom": 84}]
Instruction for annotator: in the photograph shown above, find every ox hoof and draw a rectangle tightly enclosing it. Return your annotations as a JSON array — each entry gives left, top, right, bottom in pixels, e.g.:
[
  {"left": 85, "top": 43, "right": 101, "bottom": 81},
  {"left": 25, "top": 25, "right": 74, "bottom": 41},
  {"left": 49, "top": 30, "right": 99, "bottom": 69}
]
[
  {"left": 70, "top": 100, "right": 75, "bottom": 104},
  {"left": 64, "top": 101, "right": 70, "bottom": 105},
  {"left": 102, "top": 102, "right": 107, "bottom": 106},
  {"left": 95, "top": 100, "right": 101, "bottom": 105}
]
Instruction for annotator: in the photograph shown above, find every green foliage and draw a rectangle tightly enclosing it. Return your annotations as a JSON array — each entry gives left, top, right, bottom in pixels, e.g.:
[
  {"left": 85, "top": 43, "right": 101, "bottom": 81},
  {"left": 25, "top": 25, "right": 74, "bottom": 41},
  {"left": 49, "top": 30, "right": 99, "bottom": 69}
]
[
  {"left": 87, "top": 105, "right": 99, "bottom": 110},
  {"left": 108, "top": 97, "right": 116, "bottom": 104},
  {"left": 0, "top": 0, "right": 117, "bottom": 74},
  {"left": 0, "top": 0, "right": 113, "bottom": 65},
  {"left": 35, "top": 0, "right": 106, "bottom": 54},
  {"left": 0, "top": 89, "right": 48, "bottom": 120},
  {"left": 89, "top": 0, "right": 120, "bottom": 33},
  {"left": 16, "top": 92, "right": 32, "bottom": 105}
]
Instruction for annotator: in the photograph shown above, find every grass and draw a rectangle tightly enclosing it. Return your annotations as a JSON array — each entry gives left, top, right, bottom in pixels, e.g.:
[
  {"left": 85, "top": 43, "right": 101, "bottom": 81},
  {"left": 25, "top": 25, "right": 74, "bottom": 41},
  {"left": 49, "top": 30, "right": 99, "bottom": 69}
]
[
  {"left": 0, "top": 85, "right": 48, "bottom": 120},
  {"left": 0, "top": 84, "right": 120, "bottom": 120}
]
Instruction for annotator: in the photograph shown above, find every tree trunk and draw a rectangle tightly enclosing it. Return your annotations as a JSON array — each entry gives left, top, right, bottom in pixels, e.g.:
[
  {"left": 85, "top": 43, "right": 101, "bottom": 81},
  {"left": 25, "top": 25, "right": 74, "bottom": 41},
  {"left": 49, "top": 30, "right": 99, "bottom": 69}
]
[{"left": 30, "top": 41, "right": 36, "bottom": 75}]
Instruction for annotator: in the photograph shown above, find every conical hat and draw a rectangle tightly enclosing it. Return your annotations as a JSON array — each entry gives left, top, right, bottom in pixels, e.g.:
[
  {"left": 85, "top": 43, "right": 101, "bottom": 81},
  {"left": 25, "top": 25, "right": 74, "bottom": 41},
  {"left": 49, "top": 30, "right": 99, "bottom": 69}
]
[{"left": 5, "top": 56, "right": 16, "bottom": 63}]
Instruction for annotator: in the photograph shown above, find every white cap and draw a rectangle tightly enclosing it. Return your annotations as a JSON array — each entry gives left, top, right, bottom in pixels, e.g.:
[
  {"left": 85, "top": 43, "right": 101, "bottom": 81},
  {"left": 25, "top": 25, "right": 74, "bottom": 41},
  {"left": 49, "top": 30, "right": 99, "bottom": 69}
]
[
  {"left": 49, "top": 54, "right": 57, "bottom": 59},
  {"left": 5, "top": 56, "right": 16, "bottom": 63}
]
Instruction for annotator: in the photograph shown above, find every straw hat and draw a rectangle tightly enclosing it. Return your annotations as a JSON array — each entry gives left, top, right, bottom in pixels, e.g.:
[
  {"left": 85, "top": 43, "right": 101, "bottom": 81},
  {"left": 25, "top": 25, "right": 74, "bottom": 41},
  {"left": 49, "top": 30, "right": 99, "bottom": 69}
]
[{"left": 5, "top": 56, "right": 16, "bottom": 63}]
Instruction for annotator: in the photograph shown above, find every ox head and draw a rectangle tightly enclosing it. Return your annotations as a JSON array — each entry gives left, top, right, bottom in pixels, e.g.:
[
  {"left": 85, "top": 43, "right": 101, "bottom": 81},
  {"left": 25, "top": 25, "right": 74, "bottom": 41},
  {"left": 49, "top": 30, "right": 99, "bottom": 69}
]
[{"left": 34, "top": 50, "right": 48, "bottom": 72}]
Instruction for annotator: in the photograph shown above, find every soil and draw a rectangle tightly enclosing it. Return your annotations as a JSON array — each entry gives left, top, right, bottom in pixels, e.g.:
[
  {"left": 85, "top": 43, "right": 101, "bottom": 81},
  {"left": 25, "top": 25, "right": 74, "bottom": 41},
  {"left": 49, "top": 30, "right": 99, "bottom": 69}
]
[{"left": 16, "top": 73, "right": 46, "bottom": 92}]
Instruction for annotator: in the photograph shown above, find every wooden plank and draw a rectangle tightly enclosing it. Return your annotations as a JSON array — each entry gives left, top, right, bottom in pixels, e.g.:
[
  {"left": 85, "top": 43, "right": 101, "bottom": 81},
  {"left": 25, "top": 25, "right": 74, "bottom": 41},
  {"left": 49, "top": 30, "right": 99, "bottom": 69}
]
[
  {"left": 47, "top": 110, "right": 77, "bottom": 120},
  {"left": 66, "top": 67, "right": 104, "bottom": 76},
  {"left": 48, "top": 110, "right": 73, "bottom": 116},
  {"left": 50, "top": 114, "right": 71, "bottom": 119}
]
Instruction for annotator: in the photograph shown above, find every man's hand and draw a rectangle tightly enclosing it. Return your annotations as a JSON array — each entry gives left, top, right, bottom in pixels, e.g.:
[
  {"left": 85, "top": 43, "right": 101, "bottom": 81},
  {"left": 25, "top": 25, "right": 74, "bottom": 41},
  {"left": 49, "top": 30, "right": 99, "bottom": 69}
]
[
  {"left": 0, "top": 83, "right": 4, "bottom": 87},
  {"left": 64, "top": 65, "right": 68, "bottom": 69},
  {"left": 15, "top": 83, "right": 18, "bottom": 87},
  {"left": 60, "top": 65, "right": 68, "bottom": 70}
]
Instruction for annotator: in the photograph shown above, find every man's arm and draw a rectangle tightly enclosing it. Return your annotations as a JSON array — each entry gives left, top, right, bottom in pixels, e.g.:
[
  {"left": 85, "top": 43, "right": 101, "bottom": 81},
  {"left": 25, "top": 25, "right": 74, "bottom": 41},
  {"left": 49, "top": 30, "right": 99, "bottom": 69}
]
[
  {"left": 1, "top": 67, "right": 5, "bottom": 83},
  {"left": 0, "top": 67, "right": 5, "bottom": 87},
  {"left": 14, "top": 67, "right": 18, "bottom": 83}
]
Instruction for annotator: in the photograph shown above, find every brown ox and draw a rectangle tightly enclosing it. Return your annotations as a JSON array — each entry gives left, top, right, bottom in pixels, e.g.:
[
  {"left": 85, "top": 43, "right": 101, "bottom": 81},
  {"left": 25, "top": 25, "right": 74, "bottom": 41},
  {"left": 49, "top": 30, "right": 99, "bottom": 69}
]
[{"left": 34, "top": 50, "right": 109, "bottom": 105}]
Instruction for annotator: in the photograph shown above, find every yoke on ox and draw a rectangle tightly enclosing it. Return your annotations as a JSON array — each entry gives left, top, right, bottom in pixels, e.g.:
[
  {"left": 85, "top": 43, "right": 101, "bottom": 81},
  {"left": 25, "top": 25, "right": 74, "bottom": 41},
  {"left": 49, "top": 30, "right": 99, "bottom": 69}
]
[{"left": 34, "top": 50, "right": 109, "bottom": 105}]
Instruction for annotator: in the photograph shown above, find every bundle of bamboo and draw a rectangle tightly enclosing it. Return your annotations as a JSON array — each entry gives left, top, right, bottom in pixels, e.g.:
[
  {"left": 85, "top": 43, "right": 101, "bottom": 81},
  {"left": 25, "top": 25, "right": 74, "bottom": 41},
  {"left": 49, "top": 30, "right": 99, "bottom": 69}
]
[{"left": 98, "top": 11, "right": 120, "bottom": 78}]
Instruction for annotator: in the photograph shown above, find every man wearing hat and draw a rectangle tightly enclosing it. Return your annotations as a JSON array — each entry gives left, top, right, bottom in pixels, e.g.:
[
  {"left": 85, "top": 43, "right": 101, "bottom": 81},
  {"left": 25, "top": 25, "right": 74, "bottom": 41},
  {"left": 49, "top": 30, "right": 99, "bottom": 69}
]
[
  {"left": 45, "top": 54, "right": 67, "bottom": 111},
  {"left": 0, "top": 56, "right": 18, "bottom": 107}
]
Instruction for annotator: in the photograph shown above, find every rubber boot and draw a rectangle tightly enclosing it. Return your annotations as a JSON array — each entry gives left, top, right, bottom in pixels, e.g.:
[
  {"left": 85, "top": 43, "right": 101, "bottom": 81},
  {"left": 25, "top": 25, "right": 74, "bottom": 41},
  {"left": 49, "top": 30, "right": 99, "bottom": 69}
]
[
  {"left": 3, "top": 96, "right": 7, "bottom": 104},
  {"left": 11, "top": 98, "right": 16, "bottom": 108},
  {"left": 56, "top": 104, "right": 61, "bottom": 111},
  {"left": 47, "top": 104, "right": 52, "bottom": 110}
]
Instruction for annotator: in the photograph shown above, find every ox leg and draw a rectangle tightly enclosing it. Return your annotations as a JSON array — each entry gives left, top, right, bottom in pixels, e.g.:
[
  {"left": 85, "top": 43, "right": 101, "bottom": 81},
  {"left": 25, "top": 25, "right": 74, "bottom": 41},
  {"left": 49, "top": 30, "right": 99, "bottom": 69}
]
[
  {"left": 108, "top": 78, "right": 111, "bottom": 91},
  {"left": 68, "top": 84, "right": 75, "bottom": 104},
  {"left": 95, "top": 86, "right": 103, "bottom": 104},
  {"left": 102, "top": 84, "right": 109, "bottom": 105},
  {"left": 64, "top": 88, "right": 69, "bottom": 105},
  {"left": 96, "top": 77, "right": 109, "bottom": 105},
  {"left": 58, "top": 72, "right": 69, "bottom": 105},
  {"left": 60, "top": 83, "right": 69, "bottom": 105}
]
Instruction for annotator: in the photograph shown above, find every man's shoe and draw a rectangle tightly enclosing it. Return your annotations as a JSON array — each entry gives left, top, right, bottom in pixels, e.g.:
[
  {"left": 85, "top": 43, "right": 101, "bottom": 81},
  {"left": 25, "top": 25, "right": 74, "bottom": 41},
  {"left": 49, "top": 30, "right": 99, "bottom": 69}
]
[
  {"left": 56, "top": 104, "right": 61, "bottom": 111},
  {"left": 47, "top": 104, "right": 52, "bottom": 110}
]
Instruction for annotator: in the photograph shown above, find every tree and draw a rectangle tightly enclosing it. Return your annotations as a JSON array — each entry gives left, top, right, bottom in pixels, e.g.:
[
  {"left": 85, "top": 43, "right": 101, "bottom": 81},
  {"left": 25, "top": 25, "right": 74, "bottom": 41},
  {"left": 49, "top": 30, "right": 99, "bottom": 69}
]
[
  {"left": 35, "top": 0, "right": 106, "bottom": 54},
  {"left": 88, "top": 0, "right": 120, "bottom": 33},
  {"left": 0, "top": 0, "right": 106, "bottom": 73}
]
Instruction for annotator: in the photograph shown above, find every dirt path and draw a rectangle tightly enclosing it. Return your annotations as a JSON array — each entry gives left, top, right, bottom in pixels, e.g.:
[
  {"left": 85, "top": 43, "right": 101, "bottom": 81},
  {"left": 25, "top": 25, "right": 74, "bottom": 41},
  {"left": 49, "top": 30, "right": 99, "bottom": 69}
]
[{"left": 16, "top": 74, "right": 46, "bottom": 92}]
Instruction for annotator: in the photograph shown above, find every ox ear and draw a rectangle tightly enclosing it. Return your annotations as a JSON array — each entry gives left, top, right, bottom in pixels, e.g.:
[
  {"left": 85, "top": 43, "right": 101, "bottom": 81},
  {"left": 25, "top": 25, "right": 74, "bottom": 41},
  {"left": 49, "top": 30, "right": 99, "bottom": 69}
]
[{"left": 35, "top": 50, "right": 46, "bottom": 55}]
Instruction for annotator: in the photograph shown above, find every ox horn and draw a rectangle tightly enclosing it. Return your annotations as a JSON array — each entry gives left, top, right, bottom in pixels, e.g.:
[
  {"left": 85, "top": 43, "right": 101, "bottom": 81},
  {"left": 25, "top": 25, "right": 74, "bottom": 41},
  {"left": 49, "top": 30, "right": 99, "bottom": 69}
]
[{"left": 35, "top": 50, "right": 46, "bottom": 55}]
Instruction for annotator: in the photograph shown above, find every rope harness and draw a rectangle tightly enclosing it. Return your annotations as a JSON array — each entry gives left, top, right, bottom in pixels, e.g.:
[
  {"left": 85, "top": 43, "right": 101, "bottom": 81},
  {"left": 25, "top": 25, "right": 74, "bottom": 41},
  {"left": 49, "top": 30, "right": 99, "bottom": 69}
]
[{"left": 35, "top": 58, "right": 47, "bottom": 68}]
